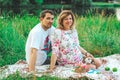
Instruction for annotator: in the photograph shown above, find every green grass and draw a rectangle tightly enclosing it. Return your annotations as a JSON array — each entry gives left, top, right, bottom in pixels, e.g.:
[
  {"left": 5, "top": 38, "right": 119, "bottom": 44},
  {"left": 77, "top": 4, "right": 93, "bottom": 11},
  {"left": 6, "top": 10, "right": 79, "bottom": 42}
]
[
  {"left": 1, "top": 71, "right": 92, "bottom": 80},
  {"left": 76, "top": 14, "right": 120, "bottom": 57},
  {"left": 2, "top": 72, "right": 65, "bottom": 80},
  {"left": 0, "top": 13, "right": 120, "bottom": 79}
]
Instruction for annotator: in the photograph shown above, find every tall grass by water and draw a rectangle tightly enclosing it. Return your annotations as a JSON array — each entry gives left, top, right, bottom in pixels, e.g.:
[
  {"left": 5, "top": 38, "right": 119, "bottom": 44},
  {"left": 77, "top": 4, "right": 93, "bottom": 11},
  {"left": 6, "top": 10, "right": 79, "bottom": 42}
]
[
  {"left": 0, "top": 14, "right": 120, "bottom": 67},
  {"left": 76, "top": 14, "right": 120, "bottom": 57}
]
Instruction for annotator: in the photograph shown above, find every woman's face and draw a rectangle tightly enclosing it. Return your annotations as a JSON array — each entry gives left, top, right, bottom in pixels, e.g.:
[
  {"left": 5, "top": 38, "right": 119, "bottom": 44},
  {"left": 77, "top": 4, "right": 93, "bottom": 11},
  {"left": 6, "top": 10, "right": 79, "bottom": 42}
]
[{"left": 63, "top": 15, "right": 73, "bottom": 30}]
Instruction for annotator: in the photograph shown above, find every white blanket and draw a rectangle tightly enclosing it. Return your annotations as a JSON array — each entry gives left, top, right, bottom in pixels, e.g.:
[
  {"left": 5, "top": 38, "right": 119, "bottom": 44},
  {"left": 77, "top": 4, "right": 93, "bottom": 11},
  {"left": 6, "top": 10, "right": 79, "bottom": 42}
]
[{"left": 0, "top": 54, "right": 120, "bottom": 80}]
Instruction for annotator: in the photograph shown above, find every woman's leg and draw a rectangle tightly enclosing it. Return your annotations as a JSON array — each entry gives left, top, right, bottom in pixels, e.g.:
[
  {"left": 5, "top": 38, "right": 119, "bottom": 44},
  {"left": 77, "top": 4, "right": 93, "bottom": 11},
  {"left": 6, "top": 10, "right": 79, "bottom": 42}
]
[
  {"left": 93, "top": 58, "right": 102, "bottom": 68},
  {"left": 85, "top": 64, "right": 96, "bottom": 72}
]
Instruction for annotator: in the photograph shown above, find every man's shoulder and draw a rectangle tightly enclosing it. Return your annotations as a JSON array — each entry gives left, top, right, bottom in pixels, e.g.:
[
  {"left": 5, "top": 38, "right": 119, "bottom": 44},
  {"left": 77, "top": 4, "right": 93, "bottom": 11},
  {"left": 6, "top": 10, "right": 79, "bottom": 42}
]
[
  {"left": 34, "top": 23, "right": 41, "bottom": 28},
  {"left": 30, "top": 23, "right": 41, "bottom": 33}
]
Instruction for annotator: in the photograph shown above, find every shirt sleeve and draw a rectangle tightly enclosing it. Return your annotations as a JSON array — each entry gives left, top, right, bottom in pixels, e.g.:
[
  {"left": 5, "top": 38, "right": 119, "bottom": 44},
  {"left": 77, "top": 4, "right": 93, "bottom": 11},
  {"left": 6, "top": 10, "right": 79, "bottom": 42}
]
[
  {"left": 50, "top": 29, "right": 61, "bottom": 55},
  {"left": 30, "top": 31, "right": 41, "bottom": 50}
]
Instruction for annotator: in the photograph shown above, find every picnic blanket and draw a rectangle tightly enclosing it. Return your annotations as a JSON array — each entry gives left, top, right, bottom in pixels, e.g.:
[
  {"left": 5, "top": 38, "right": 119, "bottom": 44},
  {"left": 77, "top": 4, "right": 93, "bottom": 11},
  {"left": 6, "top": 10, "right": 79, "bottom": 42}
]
[{"left": 0, "top": 54, "right": 120, "bottom": 80}]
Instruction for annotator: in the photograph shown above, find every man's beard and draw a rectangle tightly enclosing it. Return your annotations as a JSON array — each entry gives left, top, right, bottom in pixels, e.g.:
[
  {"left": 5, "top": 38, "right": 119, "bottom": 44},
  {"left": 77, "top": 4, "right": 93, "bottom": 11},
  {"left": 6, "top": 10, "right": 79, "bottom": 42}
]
[{"left": 44, "top": 24, "right": 51, "bottom": 30}]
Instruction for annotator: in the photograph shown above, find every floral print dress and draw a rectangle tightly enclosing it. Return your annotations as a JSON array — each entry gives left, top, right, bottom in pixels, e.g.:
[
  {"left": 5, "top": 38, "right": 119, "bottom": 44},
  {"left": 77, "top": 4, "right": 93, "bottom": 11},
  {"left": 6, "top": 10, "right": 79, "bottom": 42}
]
[{"left": 51, "top": 29, "right": 83, "bottom": 66}]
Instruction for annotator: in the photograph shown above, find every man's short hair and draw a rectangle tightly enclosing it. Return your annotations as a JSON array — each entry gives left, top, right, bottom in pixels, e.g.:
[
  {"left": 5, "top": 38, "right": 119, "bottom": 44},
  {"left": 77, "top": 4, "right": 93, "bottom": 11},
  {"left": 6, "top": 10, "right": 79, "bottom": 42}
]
[{"left": 40, "top": 10, "right": 54, "bottom": 18}]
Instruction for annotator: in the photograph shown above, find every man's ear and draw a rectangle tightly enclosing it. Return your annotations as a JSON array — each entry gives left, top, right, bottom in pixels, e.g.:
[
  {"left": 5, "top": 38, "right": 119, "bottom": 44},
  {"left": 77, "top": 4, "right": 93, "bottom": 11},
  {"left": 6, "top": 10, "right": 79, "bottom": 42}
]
[{"left": 40, "top": 18, "right": 43, "bottom": 21}]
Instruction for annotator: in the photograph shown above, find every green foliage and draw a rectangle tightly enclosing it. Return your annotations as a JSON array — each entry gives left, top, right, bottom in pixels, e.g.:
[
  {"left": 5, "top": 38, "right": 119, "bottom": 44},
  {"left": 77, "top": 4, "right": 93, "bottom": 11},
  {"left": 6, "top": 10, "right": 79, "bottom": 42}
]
[
  {"left": 2, "top": 71, "right": 93, "bottom": 80},
  {"left": 2, "top": 71, "right": 66, "bottom": 80},
  {"left": 2, "top": 0, "right": 40, "bottom": 15},
  {"left": 35, "top": 0, "right": 43, "bottom": 4},
  {"left": 0, "top": 0, "right": 12, "bottom": 6},
  {"left": 0, "top": 24, "right": 25, "bottom": 66},
  {"left": 0, "top": 15, "right": 38, "bottom": 66},
  {"left": 76, "top": 14, "right": 120, "bottom": 57},
  {"left": 2, "top": 71, "right": 35, "bottom": 80}
]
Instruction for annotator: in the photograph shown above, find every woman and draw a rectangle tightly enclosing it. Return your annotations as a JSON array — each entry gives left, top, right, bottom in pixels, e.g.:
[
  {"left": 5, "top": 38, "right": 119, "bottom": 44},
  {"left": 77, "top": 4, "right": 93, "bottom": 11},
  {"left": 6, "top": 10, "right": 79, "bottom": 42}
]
[{"left": 49, "top": 10, "right": 102, "bottom": 72}]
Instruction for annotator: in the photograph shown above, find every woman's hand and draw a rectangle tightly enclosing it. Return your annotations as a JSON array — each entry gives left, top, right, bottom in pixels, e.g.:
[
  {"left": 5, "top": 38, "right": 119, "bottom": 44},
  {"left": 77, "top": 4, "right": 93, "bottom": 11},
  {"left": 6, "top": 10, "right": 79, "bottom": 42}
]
[
  {"left": 79, "top": 46, "right": 94, "bottom": 58},
  {"left": 45, "top": 66, "right": 56, "bottom": 73},
  {"left": 86, "top": 52, "right": 94, "bottom": 58},
  {"left": 45, "top": 69, "right": 53, "bottom": 73},
  {"left": 49, "top": 53, "right": 57, "bottom": 72}
]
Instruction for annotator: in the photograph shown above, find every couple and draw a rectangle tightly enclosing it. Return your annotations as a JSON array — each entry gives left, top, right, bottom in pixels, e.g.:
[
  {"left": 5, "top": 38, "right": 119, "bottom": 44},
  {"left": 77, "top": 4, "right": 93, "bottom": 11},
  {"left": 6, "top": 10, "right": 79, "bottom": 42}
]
[{"left": 25, "top": 10, "right": 103, "bottom": 73}]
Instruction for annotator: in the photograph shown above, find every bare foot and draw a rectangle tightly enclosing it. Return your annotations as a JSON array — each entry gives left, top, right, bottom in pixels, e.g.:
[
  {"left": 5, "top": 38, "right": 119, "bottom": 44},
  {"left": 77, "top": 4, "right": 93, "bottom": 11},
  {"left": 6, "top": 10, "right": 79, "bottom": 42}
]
[{"left": 101, "top": 59, "right": 107, "bottom": 64}]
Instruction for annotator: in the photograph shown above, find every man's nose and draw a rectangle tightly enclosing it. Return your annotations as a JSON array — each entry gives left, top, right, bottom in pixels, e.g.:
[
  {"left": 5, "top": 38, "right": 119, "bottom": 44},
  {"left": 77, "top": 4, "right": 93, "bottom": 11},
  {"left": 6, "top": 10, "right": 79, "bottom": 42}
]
[{"left": 50, "top": 19, "right": 53, "bottom": 23}]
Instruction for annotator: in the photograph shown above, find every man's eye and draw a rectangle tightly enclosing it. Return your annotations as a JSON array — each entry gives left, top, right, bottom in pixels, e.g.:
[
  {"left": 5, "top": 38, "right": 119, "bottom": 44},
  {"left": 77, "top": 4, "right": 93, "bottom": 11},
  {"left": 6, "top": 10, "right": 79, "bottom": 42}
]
[
  {"left": 46, "top": 17, "right": 50, "bottom": 20},
  {"left": 46, "top": 17, "right": 53, "bottom": 20},
  {"left": 51, "top": 18, "right": 54, "bottom": 20}
]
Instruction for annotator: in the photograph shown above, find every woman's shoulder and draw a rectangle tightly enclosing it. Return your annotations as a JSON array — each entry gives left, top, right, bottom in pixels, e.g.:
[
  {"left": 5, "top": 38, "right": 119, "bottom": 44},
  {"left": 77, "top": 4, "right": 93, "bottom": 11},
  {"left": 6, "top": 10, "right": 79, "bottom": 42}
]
[
  {"left": 73, "top": 28, "right": 77, "bottom": 31},
  {"left": 51, "top": 28, "right": 62, "bottom": 38},
  {"left": 72, "top": 29, "right": 77, "bottom": 33}
]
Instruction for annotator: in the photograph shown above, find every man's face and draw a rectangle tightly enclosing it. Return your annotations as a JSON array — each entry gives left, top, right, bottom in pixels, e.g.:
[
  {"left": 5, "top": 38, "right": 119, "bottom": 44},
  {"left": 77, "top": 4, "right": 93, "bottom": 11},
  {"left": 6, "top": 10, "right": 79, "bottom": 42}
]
[{"left": 40, "top": 13, "right": 54, "bottom": 29}]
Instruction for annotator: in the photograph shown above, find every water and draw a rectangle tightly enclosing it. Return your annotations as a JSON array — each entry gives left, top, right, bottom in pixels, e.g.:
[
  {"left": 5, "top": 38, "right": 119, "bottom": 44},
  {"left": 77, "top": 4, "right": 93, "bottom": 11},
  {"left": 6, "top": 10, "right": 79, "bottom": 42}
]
[
  {"left": 116, "top": 8, "right": 120, "bottom": 21},
  {"left": 114, "top": 1, "right": 120, "bottom": 21}
]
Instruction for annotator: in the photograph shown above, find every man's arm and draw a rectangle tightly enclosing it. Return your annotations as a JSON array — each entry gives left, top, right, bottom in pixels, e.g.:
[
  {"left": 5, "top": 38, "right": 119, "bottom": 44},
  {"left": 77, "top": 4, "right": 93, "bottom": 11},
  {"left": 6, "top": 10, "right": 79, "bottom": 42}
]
[{"left": 29, "top": 48, "right": 37, "bottom": 72}]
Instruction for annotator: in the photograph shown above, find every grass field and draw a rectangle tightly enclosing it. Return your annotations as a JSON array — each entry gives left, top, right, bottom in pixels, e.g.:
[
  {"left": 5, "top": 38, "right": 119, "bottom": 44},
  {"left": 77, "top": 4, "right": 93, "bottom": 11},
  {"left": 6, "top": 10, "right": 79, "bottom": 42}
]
[{"left": 0, "top": 13, "right": 120, "bottom": 79}]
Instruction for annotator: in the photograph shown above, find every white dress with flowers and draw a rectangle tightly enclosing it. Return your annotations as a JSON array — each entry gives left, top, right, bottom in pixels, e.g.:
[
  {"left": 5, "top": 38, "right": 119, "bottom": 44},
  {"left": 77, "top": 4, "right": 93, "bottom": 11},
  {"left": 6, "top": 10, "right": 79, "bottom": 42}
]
[{"left": 51, "top": 29, "right": 83, "bottom": 66}]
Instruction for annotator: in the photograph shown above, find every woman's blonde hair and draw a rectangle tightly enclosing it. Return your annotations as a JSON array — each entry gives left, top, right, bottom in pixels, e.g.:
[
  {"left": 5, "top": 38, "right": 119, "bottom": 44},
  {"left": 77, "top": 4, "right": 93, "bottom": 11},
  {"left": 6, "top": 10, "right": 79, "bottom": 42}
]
[{"left": 57, "top": 10, "right": 75, "bottom": 30}]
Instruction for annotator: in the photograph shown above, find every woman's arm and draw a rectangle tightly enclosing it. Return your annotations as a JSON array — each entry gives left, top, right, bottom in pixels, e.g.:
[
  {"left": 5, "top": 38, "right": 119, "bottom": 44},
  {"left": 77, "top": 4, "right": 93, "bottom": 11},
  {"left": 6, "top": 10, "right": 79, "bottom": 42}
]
[
  {"left": 48, "top": 29, "right": 60, "bottom": 72},
  {"left": 49, "top": 53, "right": 57, "bottom": 71},
  {"left": 79, "top": 46, "right": 93, "bottom": 58}
]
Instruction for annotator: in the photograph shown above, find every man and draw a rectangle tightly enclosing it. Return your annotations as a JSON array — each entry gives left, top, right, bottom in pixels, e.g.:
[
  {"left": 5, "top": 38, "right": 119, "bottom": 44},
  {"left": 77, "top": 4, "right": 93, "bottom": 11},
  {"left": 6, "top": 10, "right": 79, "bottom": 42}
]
[{"left": 25, "top": 10, "right": 55, "bottom": 72}]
